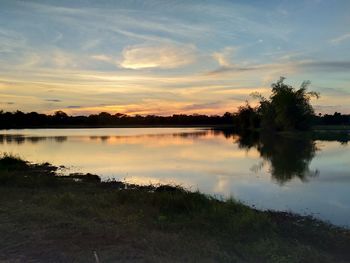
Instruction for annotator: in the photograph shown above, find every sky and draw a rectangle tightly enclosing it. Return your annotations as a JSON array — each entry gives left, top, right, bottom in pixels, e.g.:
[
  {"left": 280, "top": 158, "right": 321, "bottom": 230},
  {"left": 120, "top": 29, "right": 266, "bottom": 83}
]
[{"left": 0, "top": 0, "right": 350, "bottom": 116}]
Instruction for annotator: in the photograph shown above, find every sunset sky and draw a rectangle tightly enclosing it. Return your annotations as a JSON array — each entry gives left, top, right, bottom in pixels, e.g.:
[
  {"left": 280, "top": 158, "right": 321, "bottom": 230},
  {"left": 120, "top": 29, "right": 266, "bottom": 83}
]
[{"left": 1, "top": 0, "right": 349, "bottom": 115}]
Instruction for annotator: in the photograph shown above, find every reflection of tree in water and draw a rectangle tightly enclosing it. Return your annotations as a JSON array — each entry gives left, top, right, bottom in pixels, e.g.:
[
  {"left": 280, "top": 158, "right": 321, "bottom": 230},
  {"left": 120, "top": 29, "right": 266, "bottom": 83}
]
[
  {"left": 259, "top": 134, "right": 319, "bottom": 184},
  {"left": 235, "top": 131, "right": 319, "bottom": 184},
  {"left": 313, "top": 131, "right": 350, "bottom": 145},
  {"left": 0, "top": 135, "right": 67, "bottom": 145},
  {"left": 54, "top": 136, "right": 67, "bottom": 143}
]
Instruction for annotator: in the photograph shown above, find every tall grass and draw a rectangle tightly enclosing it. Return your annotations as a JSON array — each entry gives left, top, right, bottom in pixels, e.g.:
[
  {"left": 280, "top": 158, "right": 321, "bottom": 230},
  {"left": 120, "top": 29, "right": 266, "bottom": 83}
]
[{"left": 0, "top": 153, "right": 27, "bottom": 169}]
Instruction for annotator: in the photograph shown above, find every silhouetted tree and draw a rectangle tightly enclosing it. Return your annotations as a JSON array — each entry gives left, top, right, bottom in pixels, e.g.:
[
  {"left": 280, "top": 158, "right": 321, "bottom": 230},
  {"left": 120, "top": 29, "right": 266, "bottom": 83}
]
[
  {"left": 252, "top": 77, "right": 319, "bottom": 131},
  {"left": 318, "top": 112, "right": 350, "bottom": 125},
  {"left": 234, "top": 102, "right": 260, "bottom": 131},
  {"left": 0, "top": 110, "right": 236, "bottom": 129}
]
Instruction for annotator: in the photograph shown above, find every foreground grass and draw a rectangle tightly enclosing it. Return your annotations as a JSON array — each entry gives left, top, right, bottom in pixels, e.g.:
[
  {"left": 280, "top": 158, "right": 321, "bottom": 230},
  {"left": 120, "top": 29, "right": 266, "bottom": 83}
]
[
  {"left": 313, "top": 125, "right": 350, "bottom": 131},
  {"left": 0, "top": 155, "right": 349, "bottom": 262}
]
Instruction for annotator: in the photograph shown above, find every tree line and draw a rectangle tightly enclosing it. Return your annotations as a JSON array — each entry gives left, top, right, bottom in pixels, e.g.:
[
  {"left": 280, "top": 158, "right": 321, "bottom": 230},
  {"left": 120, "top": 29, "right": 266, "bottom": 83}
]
[
  {"left": 0, "top": 78, "right": 349, "bottom": 129},
  {"left": 0, "top": 110, "right": 235, "bottom": 129}
]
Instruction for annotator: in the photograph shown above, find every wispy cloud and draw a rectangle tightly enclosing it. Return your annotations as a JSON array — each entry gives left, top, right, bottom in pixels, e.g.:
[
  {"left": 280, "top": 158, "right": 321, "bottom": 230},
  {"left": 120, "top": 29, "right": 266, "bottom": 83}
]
[
  {"left": 67, "top": 105, "right": 81, "bottom": 109},
  {"left": 300, "top": 61, "right": 350, "bottom": 72},
  {"left": 90, "top": 54, "right": 114, "bottom": 63},
  {"left": 0, "top": 29, "right": 26, "bottom": 53},
  {"left": 183, "top": 101, "right": 224, "bottom": 111},
  {"left": 330, "top": 33, "right": 350, "bottom": 44},
  {"left": 206, "top": 65, "right": 261, "bottom": 76},
  {"left": 45, "top": 99, "right": 61, "bottom": 102},
  {"left": 57, "top": 99, "right": 236, "bottom": 116},
  {"left": 120, "top": 44, "right": 196, "bottom": 69},
  {"left": 206, "top": 60, "right": 350, "bottom": 76},
  {"left": 212, "top": 47, "right": 236, "bottom": 67},
  {"left": 316, "top": 87, "right": 350, "bottom": 96},
  {"left": 0, "top": 101, "right": 14, "bottom": 105},
  {"left": 313, "top": 105, "right": 343, "bottom": 114}
]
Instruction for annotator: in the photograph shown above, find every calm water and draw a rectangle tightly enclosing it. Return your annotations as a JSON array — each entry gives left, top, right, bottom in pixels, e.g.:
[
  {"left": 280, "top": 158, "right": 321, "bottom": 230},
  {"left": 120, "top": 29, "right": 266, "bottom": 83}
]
[{"left": 1, "top": 128, "right": 350, "bottom": 227}]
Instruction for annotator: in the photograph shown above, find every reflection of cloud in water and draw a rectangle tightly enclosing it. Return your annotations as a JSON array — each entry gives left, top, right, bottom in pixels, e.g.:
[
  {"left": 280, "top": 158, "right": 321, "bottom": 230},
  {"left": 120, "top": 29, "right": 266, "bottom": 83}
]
[
  {"left": 1, "top": 127, "right": 350, "bottom": 226},
  {"left": 315, "top": 173, "right": 350, "bottom": 183},
  {"left": 213, "top": 176, "right": 231, "bottom": 193}
]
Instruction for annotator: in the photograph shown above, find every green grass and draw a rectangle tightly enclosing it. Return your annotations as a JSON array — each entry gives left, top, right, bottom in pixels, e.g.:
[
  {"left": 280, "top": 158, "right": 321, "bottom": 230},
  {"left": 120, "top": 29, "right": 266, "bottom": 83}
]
[
  {"left": 313, "top": 125, "right": 350, "bottom": 131},
  {"left": 0, "top": 155, "right": 349, "bottom": 262}
]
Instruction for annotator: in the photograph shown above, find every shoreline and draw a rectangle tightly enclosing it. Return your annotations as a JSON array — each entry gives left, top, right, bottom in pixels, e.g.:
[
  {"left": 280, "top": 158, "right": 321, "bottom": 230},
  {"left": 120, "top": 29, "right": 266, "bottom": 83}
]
[
  {"left": 0, "top": 124, "right": 349, "bottom": 132},
  {"left": 1, "top": 155, "right": 350, "bottom": 262}
]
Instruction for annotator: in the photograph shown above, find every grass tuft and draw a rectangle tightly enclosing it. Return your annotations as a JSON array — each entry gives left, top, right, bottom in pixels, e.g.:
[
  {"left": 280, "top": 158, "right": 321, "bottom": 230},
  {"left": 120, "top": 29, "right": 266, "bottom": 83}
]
[{"left": 0, "top": 153, "right": 28, "bottom": 170}]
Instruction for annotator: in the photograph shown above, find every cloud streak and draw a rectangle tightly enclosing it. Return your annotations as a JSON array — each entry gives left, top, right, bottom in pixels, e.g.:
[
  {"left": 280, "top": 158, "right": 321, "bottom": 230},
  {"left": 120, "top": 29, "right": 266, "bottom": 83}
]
[
  {"left": 120, "top": 44, "right": 196, "bottom": 69},
  {"left": 45, "top": 99, "right": 61, "bottom": 102},
  {"left": 206, "top": 60, "right": 350, "bottom": 76},
  {"left": 330, "top": 33, "right": 350, "bottom": 44},
  {"left": 212, "top": 47, "right": 236, "bottom": 67}
]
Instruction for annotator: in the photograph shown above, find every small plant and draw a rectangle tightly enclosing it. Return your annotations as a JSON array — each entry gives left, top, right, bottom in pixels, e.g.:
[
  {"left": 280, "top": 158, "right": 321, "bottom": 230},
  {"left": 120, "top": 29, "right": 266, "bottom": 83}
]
[{"left": 0, "top": 153, "right": 27, "bottom": 170}]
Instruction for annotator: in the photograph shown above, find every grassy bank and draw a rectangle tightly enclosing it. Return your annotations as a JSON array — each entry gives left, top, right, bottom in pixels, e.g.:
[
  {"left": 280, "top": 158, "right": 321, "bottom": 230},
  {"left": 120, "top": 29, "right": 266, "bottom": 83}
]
[
  {"left": 313, "top": 125, "right": 350, "bottom": 131},
  {"left": 0, "top": 155, "right": 349, "bottom": 262}
]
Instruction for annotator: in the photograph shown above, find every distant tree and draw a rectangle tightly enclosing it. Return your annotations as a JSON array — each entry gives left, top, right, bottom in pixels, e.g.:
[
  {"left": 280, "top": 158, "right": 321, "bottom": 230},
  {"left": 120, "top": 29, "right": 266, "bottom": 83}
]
[
  {"left": 320, "top": 112, "right": 350, "bottom": 125},
  {"left": 54, "top": 111, "right": 68, "bottom": 119},
  {"left": 222, "top": 112, "right": 234, "bottom": 124},
  {"left": 235, "top": 101, "right": 260, "bottom": 131},
  {"left": 98, "top": 112, "right": 112, "bottom": 124},
  {"left": 52, "top": 111, "right": 69, "bottom": 125},
  {"left": 0, "top": 110, "right": 236, "bottom": 128}
]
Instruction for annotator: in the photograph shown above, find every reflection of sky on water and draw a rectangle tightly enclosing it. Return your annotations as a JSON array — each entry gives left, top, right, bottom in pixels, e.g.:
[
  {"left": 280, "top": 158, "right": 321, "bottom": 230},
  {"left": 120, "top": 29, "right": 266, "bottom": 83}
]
[{"left": 1, "top": 128, "right": 349, "bottom": 227}]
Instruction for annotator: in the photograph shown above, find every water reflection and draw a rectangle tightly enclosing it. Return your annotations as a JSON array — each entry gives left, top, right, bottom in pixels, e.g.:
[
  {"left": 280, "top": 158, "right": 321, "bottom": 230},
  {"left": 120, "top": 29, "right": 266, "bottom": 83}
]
[
  {"left": 0, "top": 128, "right": 349, "bottom": 226},
  {"left": 0, "top": 134, "right": 67, "bottom": 144},
  {"left": 1, "top": 130, "right": 348, "bottom": 186},
  {"left": 87, "top": 131, "right": 210, "bottom": 142},
  {"left": 313, "top": 131, "right": 350, "bottom": 145},
  {"left": 234, "top": 132, "right": 319, "bottom": 184}
]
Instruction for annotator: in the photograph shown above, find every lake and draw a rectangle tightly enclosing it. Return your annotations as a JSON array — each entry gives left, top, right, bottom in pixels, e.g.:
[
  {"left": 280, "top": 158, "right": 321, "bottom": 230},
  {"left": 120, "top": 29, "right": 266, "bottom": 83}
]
[{"left": 1, "top": 128, "right": 349, "bottom": 227}]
